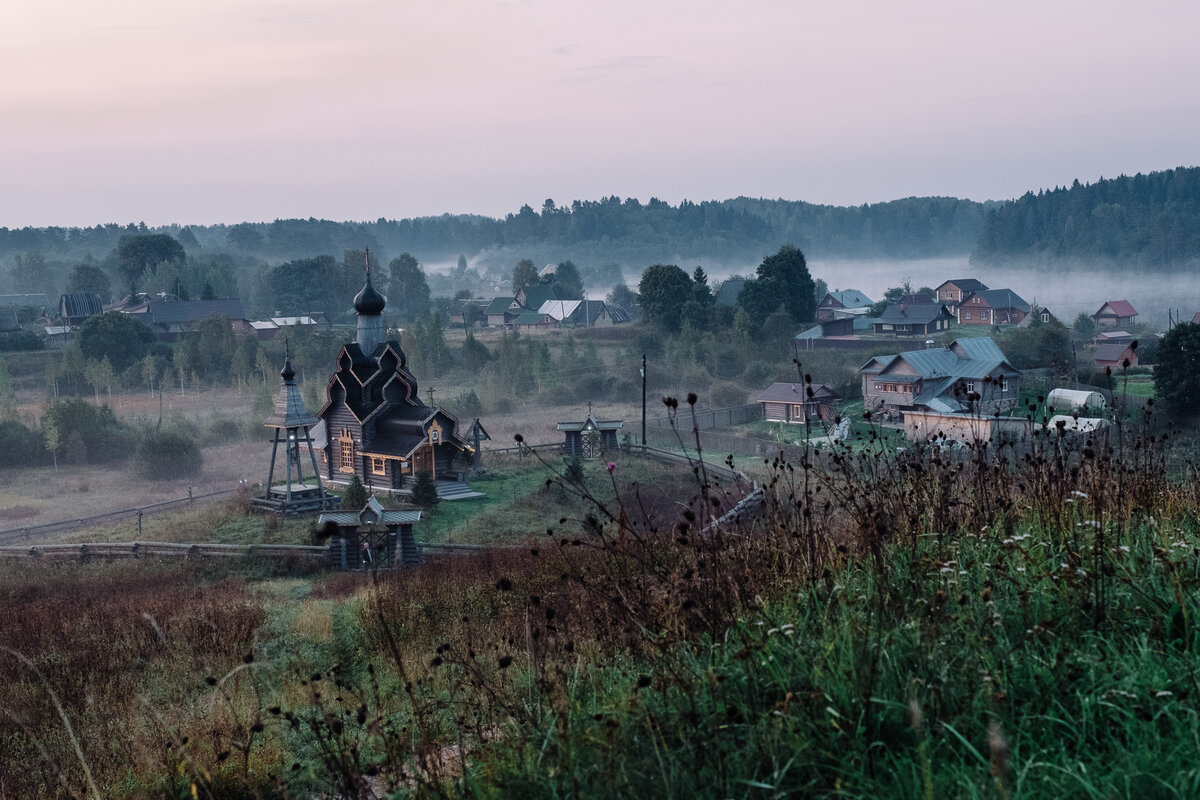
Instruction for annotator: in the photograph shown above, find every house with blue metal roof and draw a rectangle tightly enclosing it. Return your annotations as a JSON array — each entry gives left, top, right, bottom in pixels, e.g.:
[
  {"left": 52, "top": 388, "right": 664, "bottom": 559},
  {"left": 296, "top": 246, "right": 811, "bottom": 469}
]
[
  {"left": 860, "top": 337, "right": 1022, "bottom": 417},
  {"left": 816, "top": 289, "right": 874, "bottom": 321}
]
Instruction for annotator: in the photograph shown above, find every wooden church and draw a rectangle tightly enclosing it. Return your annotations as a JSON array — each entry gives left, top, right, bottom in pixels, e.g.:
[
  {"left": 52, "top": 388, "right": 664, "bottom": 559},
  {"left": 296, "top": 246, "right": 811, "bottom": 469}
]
[{"left": 314, "top": 263, "right": 476, "bottom": 495}]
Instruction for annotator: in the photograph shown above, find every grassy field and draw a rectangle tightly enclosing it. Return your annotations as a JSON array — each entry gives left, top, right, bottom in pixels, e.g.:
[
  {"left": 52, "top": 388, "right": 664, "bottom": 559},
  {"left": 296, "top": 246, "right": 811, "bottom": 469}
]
[{"left": 5, "top": 420, "right": 1200, "bottom": 798}]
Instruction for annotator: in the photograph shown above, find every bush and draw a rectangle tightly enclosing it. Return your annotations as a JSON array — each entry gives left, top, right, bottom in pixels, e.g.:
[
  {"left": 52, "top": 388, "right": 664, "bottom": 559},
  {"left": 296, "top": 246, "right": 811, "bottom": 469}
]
[
  {"left": 0, "top": 331, "right": 44, "bottom": 351},
  {"left": 449, "top": 389, "right": 483, "bottom": 420},
  {"left": 42, "top": 399, "right": 134, "bottom": 465},
  {"left": 709, "top": 380, "right": 749, "bottom": 408},
  {"left": 0, "top": 420, "right": 47, "bottom": 467},
  {"left": 134, "top": 429, "right": 203, "bottom": 479}
]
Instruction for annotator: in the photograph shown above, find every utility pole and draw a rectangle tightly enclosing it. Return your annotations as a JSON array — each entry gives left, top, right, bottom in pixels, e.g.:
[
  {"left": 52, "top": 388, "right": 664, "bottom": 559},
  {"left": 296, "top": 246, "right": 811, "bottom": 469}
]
[{"left": 640, "top": 354, "right": 647, "bottom": 448}]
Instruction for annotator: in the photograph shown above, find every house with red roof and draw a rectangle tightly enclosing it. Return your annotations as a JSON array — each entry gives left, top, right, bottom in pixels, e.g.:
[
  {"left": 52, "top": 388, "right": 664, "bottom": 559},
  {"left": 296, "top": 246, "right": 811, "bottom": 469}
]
[{"left": 1092, "top": 300, "right": 1138, "bottom": 328}]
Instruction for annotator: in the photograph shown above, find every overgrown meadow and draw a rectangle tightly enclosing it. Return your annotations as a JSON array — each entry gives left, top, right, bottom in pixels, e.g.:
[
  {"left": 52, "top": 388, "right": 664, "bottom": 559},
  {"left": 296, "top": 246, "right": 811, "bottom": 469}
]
[{"left": 3, "top": 402, "right": 1200, "bottom": 799}]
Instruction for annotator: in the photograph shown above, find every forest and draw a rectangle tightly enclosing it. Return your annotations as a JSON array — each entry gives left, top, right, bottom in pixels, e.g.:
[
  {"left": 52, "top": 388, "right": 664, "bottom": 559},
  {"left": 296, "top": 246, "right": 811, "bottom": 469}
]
[{"left": 972, "top": 166, "right": 1200, "bottom": 266}]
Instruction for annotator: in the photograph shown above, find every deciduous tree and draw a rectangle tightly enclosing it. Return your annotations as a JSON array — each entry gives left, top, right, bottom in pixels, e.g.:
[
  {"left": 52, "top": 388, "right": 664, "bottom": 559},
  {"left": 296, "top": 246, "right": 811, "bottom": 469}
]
[{"left": 636, "top": 264, "right": 693, "bottom": 332}]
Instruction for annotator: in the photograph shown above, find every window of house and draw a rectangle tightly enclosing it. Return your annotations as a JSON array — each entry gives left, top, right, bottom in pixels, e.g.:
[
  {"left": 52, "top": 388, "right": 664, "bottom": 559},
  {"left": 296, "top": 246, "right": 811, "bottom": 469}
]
[
  {"left": 372, "top": 457, "right": 385, "bottom": 475},
  {"left": 338, "top": 429, "right": 355, "bottom": 473},
  {"left": 964, "top": 311, "right": 972, "bottom": 320},
  {"left": 1000, "top": 377, "right": 1009, "bottom": 392},
  {"left": 1041, "top": 311, "right": 1050, "bottom": 322},
  {"left": 792, "top": 404, "right": 803, "bottom": 417},
  {"left": 965, "top": 381, "right": 975, "bottom": 393}
]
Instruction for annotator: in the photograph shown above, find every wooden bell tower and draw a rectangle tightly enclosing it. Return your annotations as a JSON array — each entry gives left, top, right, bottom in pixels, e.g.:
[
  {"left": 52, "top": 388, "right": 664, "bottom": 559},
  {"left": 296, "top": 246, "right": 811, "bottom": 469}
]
[{"left": 252, "top": 346, "right": 339, "bottom": 515}]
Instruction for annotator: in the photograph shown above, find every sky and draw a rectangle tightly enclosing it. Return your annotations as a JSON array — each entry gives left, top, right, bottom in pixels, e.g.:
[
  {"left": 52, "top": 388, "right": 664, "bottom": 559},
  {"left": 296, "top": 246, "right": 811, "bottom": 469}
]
[{"left": 2, "top": 0, "right": 1198, "bottom": 228}]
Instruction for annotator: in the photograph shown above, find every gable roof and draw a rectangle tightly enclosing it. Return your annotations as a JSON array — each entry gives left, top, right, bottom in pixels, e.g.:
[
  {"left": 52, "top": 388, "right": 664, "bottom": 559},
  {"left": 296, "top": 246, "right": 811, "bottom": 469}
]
[
  {"left": 1095, "top": 300, "right": 1138, "bottom": 318},
  {"left": 512, "top": 310, "right": 550, "bottom": 325},
  {"left": 876, "top": 303, "right": 953, "bottom": 325},
  {"left": 517, "top": 285, "right": 557, "bottom": 309},
  {"left": 557, "top": 414, "right": 623, "bottom": 433},
  {"left": 1093, "top": 342, "right": 1136, "bottom": 363},
  {"left": 538, "top": 299, "right": 582, "bottom": 321},
  {"left": 967, "top": 289, "right": 1030, "bottom": 312},
  {"left": 936, "top": 278, "right": 988, "bottom": 293},
  {"left": 822, "top": 290, "right": 873, "bottom": 308},
  {"left": 754, "top": 382, "right": 839, "bottom": 404},
  {"left": 866, "top": 337, "right": 1019, "bottom": 385},
  {"left": 145, "top": 298, "right": 247, "bottom": 326},
  {"left": 484, "top": 296, "right": 515, "bottom": 315}
]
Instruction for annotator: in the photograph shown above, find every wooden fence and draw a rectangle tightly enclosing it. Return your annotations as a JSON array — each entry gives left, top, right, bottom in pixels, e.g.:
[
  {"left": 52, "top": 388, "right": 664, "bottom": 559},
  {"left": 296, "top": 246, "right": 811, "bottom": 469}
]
[
  {"left": 0, "top": 540, "right": 328, "bottom": 561},
  {"left": 0, "top": 488, "right": 235, "bottom": 545},
  {"left": 646, "top": 403, "right": 763, "bottom": 431}
]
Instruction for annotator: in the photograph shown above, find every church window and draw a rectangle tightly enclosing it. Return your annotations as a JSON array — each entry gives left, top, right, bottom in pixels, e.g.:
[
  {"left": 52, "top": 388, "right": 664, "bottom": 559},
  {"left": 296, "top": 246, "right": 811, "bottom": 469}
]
[{"left": 372, "top": 457, "right": 385, "bottom": 475}]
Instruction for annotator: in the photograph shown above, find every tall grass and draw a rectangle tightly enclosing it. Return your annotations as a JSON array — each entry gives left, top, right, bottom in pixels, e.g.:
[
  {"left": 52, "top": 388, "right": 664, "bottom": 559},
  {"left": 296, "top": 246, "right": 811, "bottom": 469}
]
[{"left": 3, "top": 394, "right": 1200, "bottom": 798}]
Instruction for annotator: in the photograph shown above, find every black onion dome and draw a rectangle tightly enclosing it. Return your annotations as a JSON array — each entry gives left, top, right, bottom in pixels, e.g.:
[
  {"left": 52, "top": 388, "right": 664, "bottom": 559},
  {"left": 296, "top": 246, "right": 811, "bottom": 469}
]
[
  {"left": 353, "top": 274, "right": 386, "bottom": 315},
  {"left": 280, "top": 358, "right": 295, "bottom": 383}
]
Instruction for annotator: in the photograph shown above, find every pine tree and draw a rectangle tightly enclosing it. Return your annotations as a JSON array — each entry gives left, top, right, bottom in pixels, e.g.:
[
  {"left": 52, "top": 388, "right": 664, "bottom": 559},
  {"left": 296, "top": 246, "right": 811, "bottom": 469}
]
[
  {"left": 410, "top": 471, "right": 440, "bottom": 510},
  {"left": 343, "top": 474, "right": 368, "bottom": 510}
]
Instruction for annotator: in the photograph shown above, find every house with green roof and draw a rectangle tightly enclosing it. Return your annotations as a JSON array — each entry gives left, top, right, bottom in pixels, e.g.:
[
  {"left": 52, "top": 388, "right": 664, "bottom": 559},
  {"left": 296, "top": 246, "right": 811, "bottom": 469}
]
[{"left": 859, "top": 337, "right": 1021, "bottom": 418}]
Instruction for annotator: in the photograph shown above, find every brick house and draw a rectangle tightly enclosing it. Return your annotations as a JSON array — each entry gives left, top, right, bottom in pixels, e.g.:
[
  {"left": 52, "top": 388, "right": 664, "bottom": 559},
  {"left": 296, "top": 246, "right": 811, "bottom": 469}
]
[
  {"left": 957, "top": 289, "right": 1030, "bottom": 326},
  {"left": 934, "top": 279, "right": 988, "bottom": 315}
]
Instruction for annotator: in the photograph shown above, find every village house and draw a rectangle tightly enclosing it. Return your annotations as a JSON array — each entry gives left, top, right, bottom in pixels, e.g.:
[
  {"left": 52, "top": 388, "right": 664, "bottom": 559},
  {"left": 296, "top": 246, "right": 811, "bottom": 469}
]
[
  {"left": 870, "top": 302, "right": 955, "bottom": 336},
  {"left": 816, "top": 290, "right": 874, "bottom": 321},
  {"left": 485, "top": 296, "right": 523, "bottom": 327},
  {"left": 1093, "top": 342, "right": 1139, "bottom": 369},
  {"left": 107, "top": 293, "right": 248, "bottom": 341},
  {"left": 860, "top": 337, "right": 1022, "bottom": 418},
  {"left": 1018, "top": 304, "right": 1059, "bottom": 328},
  {"left": 58, "top": 293, "right": 104, "bottom": 327},
  {"left": 956, "top": 289, "right": 1030, "bottom": 326},
  {"left": 313, "top": 267, "right": 478, "bottom": 497},
  {"left": 1092, "top": 300, "right": 1138, "bottom": 327},
  {"left": 934, "top": 279, "right": 988, "bottom": 315},
  {"left": 753, "top": 382, "right": 839, "bottom": 425}
]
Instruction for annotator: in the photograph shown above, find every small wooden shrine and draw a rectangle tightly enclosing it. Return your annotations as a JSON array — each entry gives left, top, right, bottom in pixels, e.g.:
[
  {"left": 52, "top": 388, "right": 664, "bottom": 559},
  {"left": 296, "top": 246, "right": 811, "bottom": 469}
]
[
  {"left": 557, "top": 408, "right": 623, "bottom": 458},
  {"left": 317, "top": 497, "right": 422, "bottom": 570},
  {"left": 251, "top": 348, "right": 340, "bottom": 515}
]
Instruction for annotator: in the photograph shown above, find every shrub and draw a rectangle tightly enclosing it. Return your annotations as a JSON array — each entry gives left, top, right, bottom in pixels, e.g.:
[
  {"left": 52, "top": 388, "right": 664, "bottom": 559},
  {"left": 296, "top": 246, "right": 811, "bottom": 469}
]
[
  {"left": 0, "top": 419, "right": 47, "bottom": 467},
  {"left": 709, "top": 380, "right": 749, "bottom": 408},
  {"left": 449, "top": 389, "right": 483, "bottom": 420},
  {"left": 0, "top": 331, "right": 44, "bottom": 351},
  {"left": 134, "top": 429, "right": 203, "bottom": 479},
  {"left": 42, "top": 399, "right": 134, "bottom": 464}
]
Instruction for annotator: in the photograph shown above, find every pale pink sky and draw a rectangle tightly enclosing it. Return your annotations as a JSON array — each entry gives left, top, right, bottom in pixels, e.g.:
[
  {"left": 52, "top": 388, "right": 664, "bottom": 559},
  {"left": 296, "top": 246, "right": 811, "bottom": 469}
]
[{"left": 2, "top": 1, "right": 1197, "bottom": 227}]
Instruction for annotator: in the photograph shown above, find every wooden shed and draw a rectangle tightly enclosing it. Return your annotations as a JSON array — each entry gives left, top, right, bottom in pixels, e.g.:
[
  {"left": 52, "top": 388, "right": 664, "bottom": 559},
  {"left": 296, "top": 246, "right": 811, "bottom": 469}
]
[{"left": 754, "top": 383, "right": 839, "bottom": 424}]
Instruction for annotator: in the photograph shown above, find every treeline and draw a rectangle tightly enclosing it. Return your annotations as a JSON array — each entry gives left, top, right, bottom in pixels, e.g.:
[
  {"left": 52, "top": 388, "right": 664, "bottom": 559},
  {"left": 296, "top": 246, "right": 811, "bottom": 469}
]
[
  {"left": 0, "top": 195, "right": 994, "bottom": 274},
  {"left": 973, "top": 166, "right": 1200, "bottom": 266}
]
